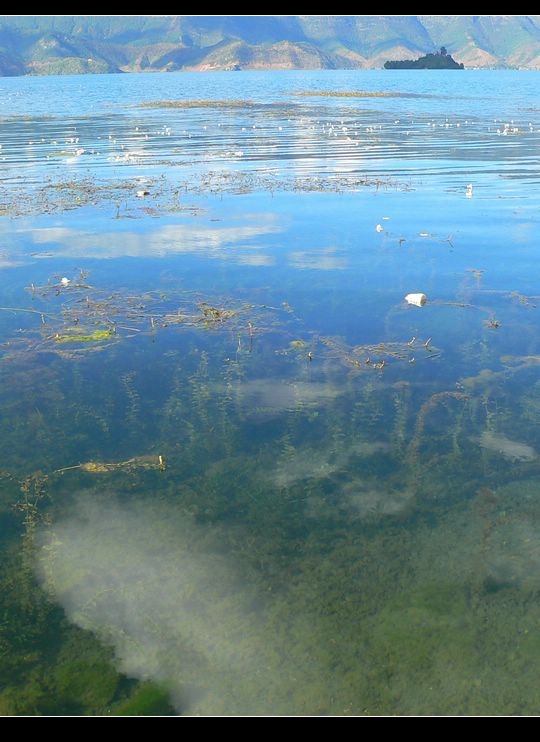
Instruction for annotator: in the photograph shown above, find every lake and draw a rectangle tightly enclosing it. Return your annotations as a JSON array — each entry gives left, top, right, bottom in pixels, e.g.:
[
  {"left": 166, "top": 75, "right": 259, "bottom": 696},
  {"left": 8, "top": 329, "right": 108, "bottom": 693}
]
[{"left": 1, "top": 68, "right": 540, "bottom": 716}]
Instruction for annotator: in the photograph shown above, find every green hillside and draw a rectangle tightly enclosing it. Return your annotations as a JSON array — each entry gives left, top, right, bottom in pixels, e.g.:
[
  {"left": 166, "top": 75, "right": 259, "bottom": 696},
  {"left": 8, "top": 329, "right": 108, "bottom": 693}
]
[{"left": 0, "top": 15, "right": 539, "bottom": 75}]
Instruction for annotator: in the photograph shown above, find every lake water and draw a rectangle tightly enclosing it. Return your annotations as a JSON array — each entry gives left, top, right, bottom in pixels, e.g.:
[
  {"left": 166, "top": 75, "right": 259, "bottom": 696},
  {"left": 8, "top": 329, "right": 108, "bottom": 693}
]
[{"left": 1, "top": 68, "right": 540, "bottom": 716}]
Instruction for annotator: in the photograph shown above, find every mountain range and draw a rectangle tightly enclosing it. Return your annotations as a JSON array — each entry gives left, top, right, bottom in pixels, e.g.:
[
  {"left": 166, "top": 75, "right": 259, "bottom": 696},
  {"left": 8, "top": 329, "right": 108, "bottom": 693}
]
[{"left": 1, "top": 15, "right": 540, "bottom": 75}]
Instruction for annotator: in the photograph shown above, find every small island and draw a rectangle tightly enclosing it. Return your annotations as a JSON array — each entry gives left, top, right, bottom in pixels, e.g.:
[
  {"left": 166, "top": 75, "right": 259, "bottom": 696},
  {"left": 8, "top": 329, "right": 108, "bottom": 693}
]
[{"left": 384, "top": 47, "right": 464, "bottom": 70}]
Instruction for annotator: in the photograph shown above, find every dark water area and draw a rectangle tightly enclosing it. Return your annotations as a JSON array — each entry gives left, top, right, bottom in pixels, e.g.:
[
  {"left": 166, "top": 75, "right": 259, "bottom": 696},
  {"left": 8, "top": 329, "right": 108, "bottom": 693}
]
[{"left": 1, "top": 69, "right": 540, "bottom": 715}]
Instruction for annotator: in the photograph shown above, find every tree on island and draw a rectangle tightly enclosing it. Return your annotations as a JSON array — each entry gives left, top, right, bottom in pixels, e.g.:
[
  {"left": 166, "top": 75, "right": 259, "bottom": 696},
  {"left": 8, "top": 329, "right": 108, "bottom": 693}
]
[{"left": 384, "top": 47, "right": 464, "bottom": 69}]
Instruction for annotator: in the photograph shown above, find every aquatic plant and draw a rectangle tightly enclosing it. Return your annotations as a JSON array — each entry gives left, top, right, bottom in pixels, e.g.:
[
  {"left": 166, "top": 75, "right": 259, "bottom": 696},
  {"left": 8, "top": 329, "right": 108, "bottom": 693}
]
[
  {"left": 292, "top": 90, "right": 418, "bottom": 98},
  {"left": 407, "top": 391, "right": 470, "bottom": 467}
]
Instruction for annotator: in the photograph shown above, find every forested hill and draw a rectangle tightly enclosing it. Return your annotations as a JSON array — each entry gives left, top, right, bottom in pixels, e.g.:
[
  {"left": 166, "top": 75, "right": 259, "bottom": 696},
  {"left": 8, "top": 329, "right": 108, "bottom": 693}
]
[
  {"left": 384, "top": 48, "right": 465, "bottom": 69},
  {"left": 0, "top": 15, "right": 539, "bottom": 75}
]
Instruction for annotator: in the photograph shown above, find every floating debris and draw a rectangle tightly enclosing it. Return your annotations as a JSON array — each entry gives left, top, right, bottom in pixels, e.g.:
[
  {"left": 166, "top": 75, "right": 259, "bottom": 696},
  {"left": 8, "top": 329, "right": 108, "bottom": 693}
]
[
  {"left": 404, "top": 292, "right": 427, "bottom": 307},
  {"left": 54, "top": 454, "right": 167, "bottom": 475},
  {"left": 0, "top": 271, "right": 289, "bottom": 362}
]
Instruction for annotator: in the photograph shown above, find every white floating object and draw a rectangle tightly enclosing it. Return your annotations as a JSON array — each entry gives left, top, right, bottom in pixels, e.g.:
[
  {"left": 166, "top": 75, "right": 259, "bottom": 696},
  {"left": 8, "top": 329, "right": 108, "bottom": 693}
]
[
  {"left": 136, "top": 189, "right": 150, "bottom": 198},
  {"left": 375, "top": 223, "right": 384, "bottom": 233},
  {"left": 60, "top": 277, "right": 70, "bottom": 286},
  {"left": 405, "top": 293, "right": 427, "bottom": 307}
]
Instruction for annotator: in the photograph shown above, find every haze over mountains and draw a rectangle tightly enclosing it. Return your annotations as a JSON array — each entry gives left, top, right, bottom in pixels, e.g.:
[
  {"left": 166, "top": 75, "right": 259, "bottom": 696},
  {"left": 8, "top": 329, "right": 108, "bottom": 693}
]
[{"left": 1, "top": 15, "right": 540, "bottom": 75}]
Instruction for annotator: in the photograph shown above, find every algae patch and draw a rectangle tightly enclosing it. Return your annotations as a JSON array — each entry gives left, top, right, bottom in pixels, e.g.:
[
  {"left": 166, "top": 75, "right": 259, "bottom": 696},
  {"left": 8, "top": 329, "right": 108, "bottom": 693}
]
[{"left": 53, "top": 327, "right": 116, "bottom": 344}]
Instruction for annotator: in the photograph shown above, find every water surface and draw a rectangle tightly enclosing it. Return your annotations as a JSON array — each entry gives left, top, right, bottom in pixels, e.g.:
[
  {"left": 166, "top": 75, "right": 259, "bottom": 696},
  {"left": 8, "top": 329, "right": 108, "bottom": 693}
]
[{"left": 1, "top": 69, "right": 540, "bottom": 716}]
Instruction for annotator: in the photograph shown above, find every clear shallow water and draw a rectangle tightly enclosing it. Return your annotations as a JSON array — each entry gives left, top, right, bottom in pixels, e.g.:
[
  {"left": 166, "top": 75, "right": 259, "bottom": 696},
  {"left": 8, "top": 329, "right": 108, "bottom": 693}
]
[{"left": 1, "top": 69, "right": 540, "bottom": 716}]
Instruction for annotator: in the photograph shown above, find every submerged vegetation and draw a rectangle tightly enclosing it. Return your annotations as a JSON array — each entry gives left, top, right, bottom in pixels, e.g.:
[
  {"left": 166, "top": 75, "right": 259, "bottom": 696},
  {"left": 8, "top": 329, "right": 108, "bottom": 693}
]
[
  {"left": 0, "top": 168, "right": 406, "bottom": 219},
  {"left": 2, "top": 70, "right": 540, "bottom": 715},
  {"left": 140, "top": 99, "right": 258, "bottom": 108},
  {"left": 2, "top": 256, "right": 540, "bottom": 714},
  {"left": 292, "top": 90, "right": 416, "bottom": 98}
]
